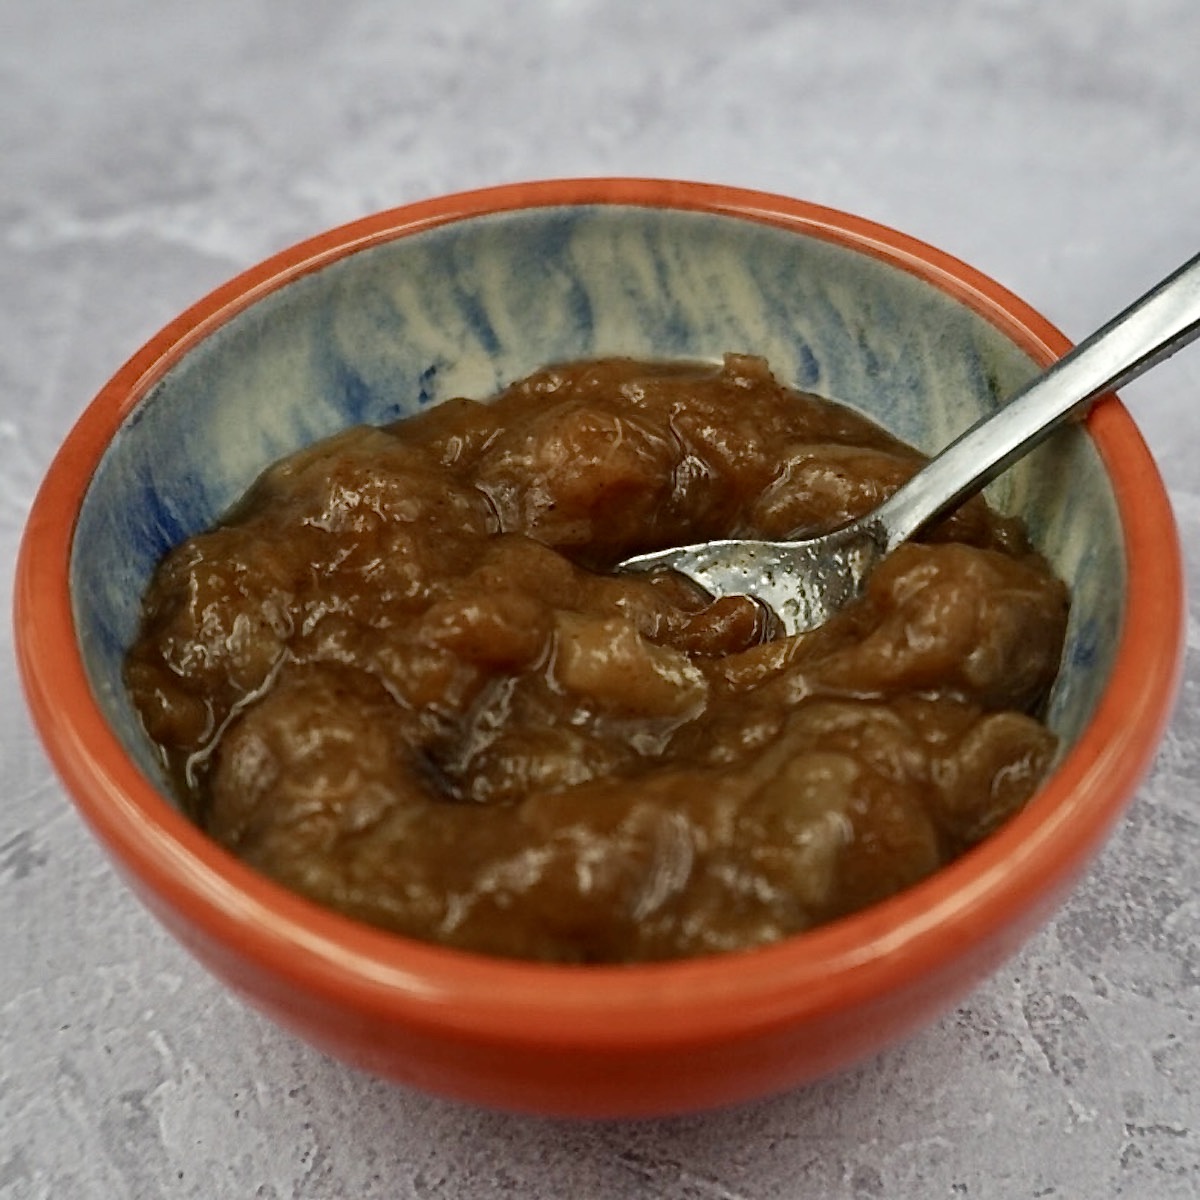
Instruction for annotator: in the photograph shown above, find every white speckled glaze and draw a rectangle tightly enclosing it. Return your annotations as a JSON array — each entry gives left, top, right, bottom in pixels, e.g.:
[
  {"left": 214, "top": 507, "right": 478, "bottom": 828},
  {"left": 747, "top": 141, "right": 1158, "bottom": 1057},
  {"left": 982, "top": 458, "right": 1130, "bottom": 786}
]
[{"left": 72, "top": 200, "right": 1122, "bottom": 795}]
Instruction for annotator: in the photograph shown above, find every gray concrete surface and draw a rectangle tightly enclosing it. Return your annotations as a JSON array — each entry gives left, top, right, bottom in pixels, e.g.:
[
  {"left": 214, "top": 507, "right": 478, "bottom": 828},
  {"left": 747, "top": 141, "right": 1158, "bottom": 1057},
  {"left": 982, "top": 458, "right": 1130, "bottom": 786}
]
[{"left": 2, "top": 2, "right": 1198, "bottom": 1196}]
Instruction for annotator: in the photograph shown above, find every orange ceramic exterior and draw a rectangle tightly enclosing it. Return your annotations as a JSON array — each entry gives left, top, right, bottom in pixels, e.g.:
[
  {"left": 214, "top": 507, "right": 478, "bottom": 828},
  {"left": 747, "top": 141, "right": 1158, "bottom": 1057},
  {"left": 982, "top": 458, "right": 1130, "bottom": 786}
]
[{"left": 13, "top": 179, "right": 1185, "bottom": 1117}]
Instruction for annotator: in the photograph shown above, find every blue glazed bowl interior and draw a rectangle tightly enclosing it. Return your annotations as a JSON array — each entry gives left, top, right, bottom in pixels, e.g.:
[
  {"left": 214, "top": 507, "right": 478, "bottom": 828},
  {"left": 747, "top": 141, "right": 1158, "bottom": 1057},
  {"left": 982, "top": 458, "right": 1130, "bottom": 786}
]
[{"left": 71, "top": 205, "right": 1124, "bottom": 795}]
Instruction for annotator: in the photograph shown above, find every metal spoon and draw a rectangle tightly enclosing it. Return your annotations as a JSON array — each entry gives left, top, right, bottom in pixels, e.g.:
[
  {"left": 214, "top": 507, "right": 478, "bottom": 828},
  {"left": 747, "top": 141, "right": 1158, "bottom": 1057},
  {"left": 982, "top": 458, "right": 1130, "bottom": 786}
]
[{"left": 620, "top": 252, "right": 1200, "bottom": 635}]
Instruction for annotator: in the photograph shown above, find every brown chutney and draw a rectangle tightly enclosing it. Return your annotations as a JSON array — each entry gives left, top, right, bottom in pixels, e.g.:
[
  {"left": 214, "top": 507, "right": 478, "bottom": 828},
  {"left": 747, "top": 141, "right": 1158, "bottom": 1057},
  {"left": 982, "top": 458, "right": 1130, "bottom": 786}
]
[{"left": 125, "top": 354, "right": 1069, "bottom": 963}]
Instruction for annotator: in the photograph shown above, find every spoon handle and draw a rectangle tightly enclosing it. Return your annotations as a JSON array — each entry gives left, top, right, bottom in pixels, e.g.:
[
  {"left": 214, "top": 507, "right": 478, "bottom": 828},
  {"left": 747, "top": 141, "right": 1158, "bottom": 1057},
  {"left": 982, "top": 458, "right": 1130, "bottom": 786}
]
[{"left": 873, "top": 250, "right": 1200, "bottom": 551}]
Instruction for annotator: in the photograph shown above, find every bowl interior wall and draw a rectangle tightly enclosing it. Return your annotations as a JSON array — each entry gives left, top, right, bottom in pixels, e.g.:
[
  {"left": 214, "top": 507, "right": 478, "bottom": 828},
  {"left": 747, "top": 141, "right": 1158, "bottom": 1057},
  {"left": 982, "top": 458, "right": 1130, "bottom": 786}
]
[{"left": 71, "top": 205, "right": 1124, "bottom": 794}]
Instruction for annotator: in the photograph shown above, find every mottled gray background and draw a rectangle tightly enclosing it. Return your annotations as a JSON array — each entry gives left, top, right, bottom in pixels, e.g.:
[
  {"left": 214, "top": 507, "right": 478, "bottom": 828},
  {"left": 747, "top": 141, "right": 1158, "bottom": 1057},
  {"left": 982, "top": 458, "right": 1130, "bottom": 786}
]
[{"left": 2, "top": 2, "right": 1198, "bottom": 1197}]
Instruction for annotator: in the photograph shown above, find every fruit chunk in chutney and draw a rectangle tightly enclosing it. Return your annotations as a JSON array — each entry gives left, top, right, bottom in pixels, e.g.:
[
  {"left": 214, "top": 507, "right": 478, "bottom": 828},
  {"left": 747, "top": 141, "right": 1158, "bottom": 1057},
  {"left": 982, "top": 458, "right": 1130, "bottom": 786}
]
[{"left": 125, "top": 355, "right": 1069, "bottom": 963}]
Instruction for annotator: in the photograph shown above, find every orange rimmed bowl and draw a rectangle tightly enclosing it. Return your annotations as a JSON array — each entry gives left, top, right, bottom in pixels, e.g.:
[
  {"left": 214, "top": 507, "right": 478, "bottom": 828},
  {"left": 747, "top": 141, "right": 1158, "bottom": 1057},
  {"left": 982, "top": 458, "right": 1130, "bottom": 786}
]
[{"left": 14, "top": 178, "right": 1184, "bottom": 1117}]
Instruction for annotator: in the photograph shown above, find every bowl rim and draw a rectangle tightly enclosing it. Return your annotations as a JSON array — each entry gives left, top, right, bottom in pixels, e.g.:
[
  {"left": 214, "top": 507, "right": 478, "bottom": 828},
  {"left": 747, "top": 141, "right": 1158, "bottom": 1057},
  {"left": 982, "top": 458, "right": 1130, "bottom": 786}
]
[{"left": 13, "top": 177, "right": 1185, "bottom": 1049}]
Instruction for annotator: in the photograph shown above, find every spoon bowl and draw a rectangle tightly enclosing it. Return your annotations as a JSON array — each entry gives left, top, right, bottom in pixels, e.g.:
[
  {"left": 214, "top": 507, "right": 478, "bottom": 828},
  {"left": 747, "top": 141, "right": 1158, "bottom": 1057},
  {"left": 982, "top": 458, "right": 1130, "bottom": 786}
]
[
  {"left": 622, "top": 522, "right": 886, "bottom": 635},
  {"left": 622, "top": 251, "right": 1200, "bottom": 633}
]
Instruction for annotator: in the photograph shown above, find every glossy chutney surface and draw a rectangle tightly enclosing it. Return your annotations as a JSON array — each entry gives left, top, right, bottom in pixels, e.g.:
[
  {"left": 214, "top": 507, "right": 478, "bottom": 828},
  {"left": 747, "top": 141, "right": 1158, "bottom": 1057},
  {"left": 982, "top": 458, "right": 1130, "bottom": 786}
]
[{"left": 125, "top": 355, "right": 1068, "bottom": 962}]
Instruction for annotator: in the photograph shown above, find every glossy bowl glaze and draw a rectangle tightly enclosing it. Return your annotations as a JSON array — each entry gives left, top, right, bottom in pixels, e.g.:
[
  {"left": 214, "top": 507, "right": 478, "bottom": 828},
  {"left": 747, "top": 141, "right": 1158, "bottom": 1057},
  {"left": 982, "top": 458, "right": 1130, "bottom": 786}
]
[{"left": 15, "top": 179, "right": 1184, "bottom": 1117}]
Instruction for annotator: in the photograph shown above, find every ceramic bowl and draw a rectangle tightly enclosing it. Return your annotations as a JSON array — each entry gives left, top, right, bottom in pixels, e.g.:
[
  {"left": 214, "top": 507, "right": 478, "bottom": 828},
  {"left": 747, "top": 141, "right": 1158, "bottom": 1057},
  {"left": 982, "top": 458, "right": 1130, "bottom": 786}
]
[{"left": 15, "top": 179, "right": 1184, "bottom": 1117}]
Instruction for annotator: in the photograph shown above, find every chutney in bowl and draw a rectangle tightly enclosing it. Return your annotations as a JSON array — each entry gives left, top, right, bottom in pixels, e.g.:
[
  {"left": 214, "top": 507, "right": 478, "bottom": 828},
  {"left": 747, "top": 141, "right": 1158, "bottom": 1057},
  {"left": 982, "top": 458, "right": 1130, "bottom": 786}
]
[
  {"left": 15, "top": 179, "right": 1183, "bottom": 1116},
  {"left": 124, "top": 352, "right": 1068, "bottom": 964}
]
